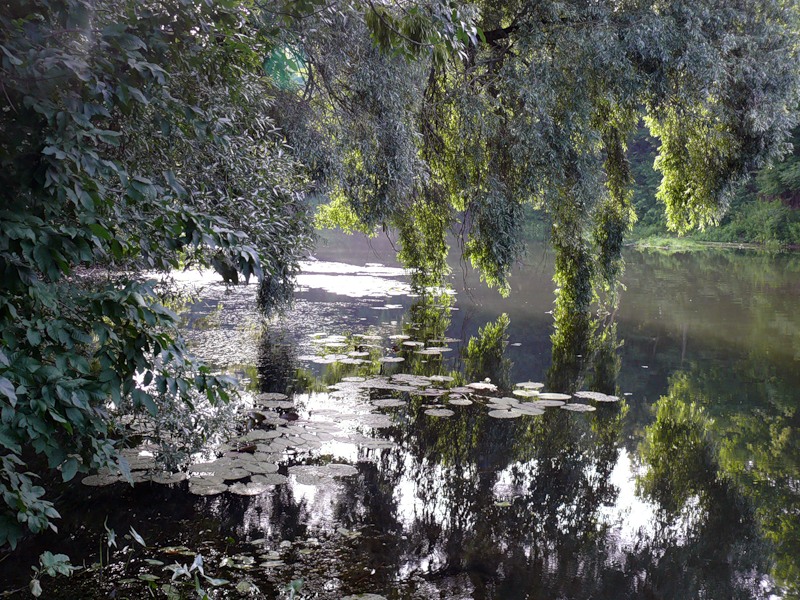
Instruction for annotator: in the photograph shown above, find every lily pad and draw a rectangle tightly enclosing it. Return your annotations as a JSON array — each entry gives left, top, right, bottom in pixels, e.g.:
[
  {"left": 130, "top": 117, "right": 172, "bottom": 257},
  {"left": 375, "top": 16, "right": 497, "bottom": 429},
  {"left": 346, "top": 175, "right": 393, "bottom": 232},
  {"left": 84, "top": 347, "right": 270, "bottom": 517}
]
[
  {"left": 256, "top": 400, "right": 294, "bottom": 410},
  {"left": 241, "top": 429, "right": 282, "bottom": 442},
  {"left": 391, "top": 374, "right": 431, "bottom": 386},
  {"left": 538, "top": 392, "right": 572, "bottom": 401},
  {"left": 530, "top": 399, "right": 566, "bottom": 408},
  {"left": 372, "top": 398, "right": 406, "bottom": 408},
  {"left": 148, "top": 471, "right": 188, "bottom": 485},
  {"left": 468, "top": 381, "right": 498, "bottom": 392},
  {"left": 488, "top": 409, "right": 522, "bottom": 419},
  {"left": 378, "top": 356, "right": 405, "bottom": 363},
  {"left": 250, "top": 473, "right": 289, "bottom": 486},
  {"left": 228, "top": 482, "right": 272, "bottom": 496},
  {"left": 561, "top": 403, "right": 597, "bottom": 412},
  {"left": 515, "top": 381, "right": 544, "bottom": 390},
  {"left": 425, "top": 408, "right": 454, "bottom": 417},
  {"left": 257, "top": 392, "right": 289, "bottom": 401},
  {"left": 361, "top": 414, "right": 394, "bottom": 428},
  {"left": 188, "top": 483, "right": 228, "bottom": 496},
  {"left": 491, "top": 397, "right": 519, "bottom": 406},
  {"left": 447, "top": 397, "right": 472, "bottom": 406},
  {"left": 341, "top": 595, "right": 388, "bottom": 600},
  {"left": 512, "top": 389, "right": 540, "bottom": 398},
  {"left": 514, "top": 405, "right": 545, "bottom": 416},
  {"left": 573, "top": 390, "right": 620, "bottom": 402},
  {"left": 242, "top": 462, "right": 280, "bottom": 475},
  {"left": 415, "top": 388, "right": 445, "bottom": 397},
  {"left": 449, "top": 386, "right": 474, "bottom": 394},
  {"left": 221, "top": 468, "right": 252, "bottom": 482},
  {"left": 81, "top": 473, "right": 122, "bottom": 487}
]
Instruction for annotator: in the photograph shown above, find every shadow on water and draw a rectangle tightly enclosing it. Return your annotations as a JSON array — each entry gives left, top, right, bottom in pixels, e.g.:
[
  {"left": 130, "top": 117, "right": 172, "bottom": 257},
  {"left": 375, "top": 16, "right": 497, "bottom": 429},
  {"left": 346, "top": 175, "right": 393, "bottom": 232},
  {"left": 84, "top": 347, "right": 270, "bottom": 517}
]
[{"left": 1, "top": 238, "right": 799, "bottom": 599}]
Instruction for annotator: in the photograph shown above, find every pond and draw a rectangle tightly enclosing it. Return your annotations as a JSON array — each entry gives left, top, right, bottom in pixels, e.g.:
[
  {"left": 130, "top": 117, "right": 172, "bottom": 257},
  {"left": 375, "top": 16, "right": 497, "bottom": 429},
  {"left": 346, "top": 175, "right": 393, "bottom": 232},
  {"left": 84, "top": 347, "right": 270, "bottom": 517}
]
[{"left": 2, "top": 231, "right": 799, "bottom": 599}]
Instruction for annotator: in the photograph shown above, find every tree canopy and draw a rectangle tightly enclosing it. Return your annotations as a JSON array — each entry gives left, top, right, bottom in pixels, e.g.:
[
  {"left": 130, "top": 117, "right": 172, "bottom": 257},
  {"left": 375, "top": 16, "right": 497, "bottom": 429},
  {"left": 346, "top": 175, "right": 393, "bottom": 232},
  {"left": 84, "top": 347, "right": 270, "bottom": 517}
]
[{"left": 276, "top": 0, "right": 799, "bottom": 288}]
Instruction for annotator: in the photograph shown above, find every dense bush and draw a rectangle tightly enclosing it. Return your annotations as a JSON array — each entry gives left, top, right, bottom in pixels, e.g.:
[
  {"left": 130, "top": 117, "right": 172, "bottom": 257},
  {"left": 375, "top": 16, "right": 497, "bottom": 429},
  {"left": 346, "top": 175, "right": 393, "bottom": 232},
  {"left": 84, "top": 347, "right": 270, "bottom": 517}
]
[{"left": 0, "top": 0, "right": 312, "bottom": 547}]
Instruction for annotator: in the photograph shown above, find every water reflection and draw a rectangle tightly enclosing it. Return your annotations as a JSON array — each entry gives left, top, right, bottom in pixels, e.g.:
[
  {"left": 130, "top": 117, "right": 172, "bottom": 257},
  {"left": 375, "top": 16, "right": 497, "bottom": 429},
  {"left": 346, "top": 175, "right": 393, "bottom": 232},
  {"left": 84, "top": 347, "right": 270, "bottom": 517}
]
[{"left": 2, "top": 241, "right": 799, "bottom": 599}]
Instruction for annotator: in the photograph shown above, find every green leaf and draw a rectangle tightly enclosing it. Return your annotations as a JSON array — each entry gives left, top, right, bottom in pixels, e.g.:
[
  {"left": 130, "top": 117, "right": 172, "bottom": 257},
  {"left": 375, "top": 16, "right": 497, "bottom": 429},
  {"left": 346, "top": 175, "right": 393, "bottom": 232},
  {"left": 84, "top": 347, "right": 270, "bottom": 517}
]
[
  {"left": 0, "top": 428, "right": 21, "bottom": 454},
  {"left": 164, "top": 171, "right": 187, "bottom": 197},
  {"left": 61, "top": 457, "right": 79, "bottom": 482},
  {"left": 127, "top": 87, "right": 149, "bottom": 105},
  {"left": 0, "top": 376, "right": 17, "bottom": 405},
  {"left": 27, "top": 328, "right": 42, "bottom": 347},
  {"left": 88, "top": 223, "right": 112, "bottom": 241},
  {"left": 132, "top": 389, "right": 157, "bottom": 416}
]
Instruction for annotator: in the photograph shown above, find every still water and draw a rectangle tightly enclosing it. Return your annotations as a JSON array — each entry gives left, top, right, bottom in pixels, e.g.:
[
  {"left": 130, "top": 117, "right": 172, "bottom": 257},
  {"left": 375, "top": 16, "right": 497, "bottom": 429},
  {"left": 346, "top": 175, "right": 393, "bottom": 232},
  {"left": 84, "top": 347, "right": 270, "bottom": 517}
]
[{"left": 2, "top": 232, "right": 799, "bottom": 599}]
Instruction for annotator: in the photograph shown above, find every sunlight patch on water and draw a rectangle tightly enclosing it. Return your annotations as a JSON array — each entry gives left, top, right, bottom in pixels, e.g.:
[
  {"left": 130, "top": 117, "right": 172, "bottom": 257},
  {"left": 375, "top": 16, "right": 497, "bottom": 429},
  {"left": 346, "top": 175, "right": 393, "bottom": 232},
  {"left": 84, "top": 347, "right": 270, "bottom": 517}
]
[
  {"left": 598, "top": 448, "right": 658, "bottom": 543},
  {"left": 297, "top": 260, "right": 410, "bottom": 298}
]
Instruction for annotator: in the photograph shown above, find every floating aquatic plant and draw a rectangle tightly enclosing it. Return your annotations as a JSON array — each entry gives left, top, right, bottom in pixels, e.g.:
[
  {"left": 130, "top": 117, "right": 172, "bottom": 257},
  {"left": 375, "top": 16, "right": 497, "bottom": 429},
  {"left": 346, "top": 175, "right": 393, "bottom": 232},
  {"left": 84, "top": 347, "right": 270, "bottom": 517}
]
[
  {"left": 538, "top": 393, "right": 572, "bottom": 401},
  {"left": 425, "top": 408, "right": 455, "bottom": 417},
  {"left": 488, "top": 409, "right": 522, "bottom": 419},
  {"left": 515, "top": 381, "right": 545, "bottom": 390},
  {"left": 573, "top": 390, "right": 620, "bottom": 402}
]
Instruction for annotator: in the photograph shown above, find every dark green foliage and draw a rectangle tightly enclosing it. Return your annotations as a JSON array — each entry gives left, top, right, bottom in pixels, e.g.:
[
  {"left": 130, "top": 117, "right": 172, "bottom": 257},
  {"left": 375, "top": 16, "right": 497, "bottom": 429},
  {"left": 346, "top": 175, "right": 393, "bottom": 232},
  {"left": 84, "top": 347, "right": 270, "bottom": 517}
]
[
  {"left": 701, "top": 197, "right": 800, "bottom": 247},
  {"left": 0, "top": 0, "right": 312, "bottom": 547},
  {"left": 629, "top": 124, "right": 666, "bottom": 234}
]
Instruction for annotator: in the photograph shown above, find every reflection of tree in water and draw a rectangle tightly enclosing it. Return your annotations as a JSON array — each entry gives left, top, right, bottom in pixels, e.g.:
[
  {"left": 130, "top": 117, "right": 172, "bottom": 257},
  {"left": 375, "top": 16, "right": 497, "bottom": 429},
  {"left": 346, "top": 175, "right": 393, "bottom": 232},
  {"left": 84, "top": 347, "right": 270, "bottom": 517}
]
[
  {"left": 462, "top": 313, "right": 512, "bottom": 390},
  {"left": 324, "top": 393, "right": 632, "bottom": 598},
  {"left": 256, "top": 326, "right": 303, "bottom": 394},
  {"left": 249, "top": 235, "right": 796, "bottom": 597},
  {"left": 638, "top": 373, "right": 794, "bottom": 599},
  {"left": 547, "top": 310, "right": 622, "bottom": 395}
]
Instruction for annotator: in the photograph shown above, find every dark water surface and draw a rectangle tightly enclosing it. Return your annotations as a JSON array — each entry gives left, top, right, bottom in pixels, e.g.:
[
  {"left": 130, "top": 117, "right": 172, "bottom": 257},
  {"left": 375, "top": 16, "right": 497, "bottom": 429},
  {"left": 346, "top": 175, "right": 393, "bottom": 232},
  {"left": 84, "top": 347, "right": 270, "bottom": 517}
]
[{"left": 2, "top": 232, "right": 799, "bottom": 599}]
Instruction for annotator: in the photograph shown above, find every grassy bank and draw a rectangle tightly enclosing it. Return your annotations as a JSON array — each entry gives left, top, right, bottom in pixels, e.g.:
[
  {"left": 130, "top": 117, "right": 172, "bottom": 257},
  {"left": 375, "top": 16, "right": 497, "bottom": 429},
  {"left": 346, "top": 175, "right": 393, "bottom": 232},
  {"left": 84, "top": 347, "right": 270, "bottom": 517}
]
[{"left": 630, "top": 235, "right": 778, "bottom": 253}]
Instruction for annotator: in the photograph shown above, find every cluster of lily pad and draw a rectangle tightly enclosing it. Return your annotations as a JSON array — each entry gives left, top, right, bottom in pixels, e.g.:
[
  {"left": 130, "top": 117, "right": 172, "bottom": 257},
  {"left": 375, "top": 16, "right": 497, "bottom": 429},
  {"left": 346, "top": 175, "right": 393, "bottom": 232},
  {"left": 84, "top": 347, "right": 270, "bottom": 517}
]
[
  {"left": 296, "top": 329, "right": 464, "bottom": 367},
  {"left": 327, "top": 372, "right": 621, "bottom": 422},
  {"left": 81, "top": 364, "right": 622, "bottom": 499}
]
